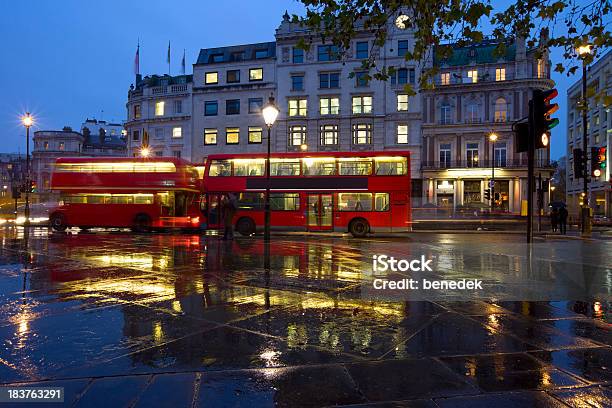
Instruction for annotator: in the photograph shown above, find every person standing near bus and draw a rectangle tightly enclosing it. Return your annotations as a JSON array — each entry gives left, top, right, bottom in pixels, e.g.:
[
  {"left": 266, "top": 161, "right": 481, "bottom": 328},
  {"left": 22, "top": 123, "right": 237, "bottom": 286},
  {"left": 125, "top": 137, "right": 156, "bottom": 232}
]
[{"left": 222, "top": 193, "right": 237, "bottom": 240}]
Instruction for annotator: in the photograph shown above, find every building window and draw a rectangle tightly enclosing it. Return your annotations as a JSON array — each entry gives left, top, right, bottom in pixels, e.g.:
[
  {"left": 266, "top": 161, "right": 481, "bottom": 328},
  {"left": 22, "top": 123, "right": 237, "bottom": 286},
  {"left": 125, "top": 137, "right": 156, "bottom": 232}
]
[
  {"left": 155, "top": 101, "right": 165, "bottom": 116},
  {"left": 352, "top": 123, "right": 372, "bottom": 145},
  {"left": 466, "top": 142, "right": 479, "bottom": 167},
  {"left": 248, "top": 127, "right": 263, "bottom": 144},
  {"left": 464, "top": 180, "right": 481, "bottom": 203},
  {"left": 466, "top": 103, "right": 480, "bottom": 123},
  {"left": 440, "top": 104, "right": 452, "bottom": 124},
  {"left": 249, "top": 68, "right": 263, "bottom": 81},
  {"left": 204, "top": 129, "right": 217, "bottom": 145},
  {"left": 319, "top": 97, "right": 339, "bottom": 115},
  {"left": 537, "top": 59, "right": 545, "bottom": 78},
  {"left": 397, "top": 124, "right": 409, "bottom": 144},
  {"left": 441, "top": 72, "right": 450, "bottom": 85},
  {"left": 134, "top": 104, "right": 141, "bottom": 119},
  {"left": 495, "top": 67, "right": 506, "bottom": 81},
  {"left": 293, "top": 47, "right": 304, "bottom": 63},
  {"left": 226, "top": 99, "right": 240, "bottom": 115},
  {"left": 289, "top": 99, "right": 307, "bottom": 116},
  {"left": 155, "top": 151, "right": 163, "bottom": 157},
  {"left": 319, "top": 72, "right": 340, "bottom": 89},
  {"left": 155, "top": 127, "right": 164, "bottom": 139},
  {"left": 226, "top": 127, "right": 240, "bottom": 144},
  {"left": 173, "top": 151, "right": 181, "bottom": 159},
  {"left": 317, "top": 44, "right": 339, "bottom": 61},
  {"left": 397, "top": 94, "right": 409, "bottom": 111},
  {"left": 173, "top": 100, "right": 183, "bottom": 114},
  {"left": 289, "top": 125, "right": 307, "bottom": 146},
  {"left": 291, "top": 75, "right": 304, "bottom": 91},
  {"left": 494, "top": 142, "right": 507, "bottom": 167},
  {"left": 172, "top": 127, "right": 182, "bottom": 138},
  {"left": 205, "top": 72, "right": 218, "bottom": 84},
  {"left": 398, "top": 40, "right": 409, "bottom": 56},
  {"left": 205, "top": 101, "right": 218, "bottom": 116},
  {"left": 467, "top": 69, "right": 478, "bottom": 83},
  {"left": 320, "top": 124, "right": 338, "bottom": 145},
  {"left": 132, "top": 130, "right": 140, "bottom": 141},
  {"left": 439, "top": 143, "right": 451, "bottom": 167},
  {"left": 59, "top": 142, "right": 65, "bottom": 151},
  {"left": 352, "top": 96, "right": 372, "bottom": 114},
  {"left": 494, "top": 98, "right": 507, "bottom": 122},
  {"left": 227, "top": 69, "right": 240, "bottom": 83},
  {"left": 211, "top": 54, "right": 223, "bottom": 63},
  {"left": 255, "top": 49, "right": 268, "bottom": 59},
  {"left": 355, "top": 71, "right": 369, "bottom": 87},
  {"left": 356, "top": 41, "right": 368, "bottom": 59},
  {"left": 397, "top": 68, "right": 408, "bottom": 84},
  {"left": 248, "top": 98, "right": 263, "bottom": 114},
  {"left": 44, "top": 142, "right": 49, "bottom": 150}
]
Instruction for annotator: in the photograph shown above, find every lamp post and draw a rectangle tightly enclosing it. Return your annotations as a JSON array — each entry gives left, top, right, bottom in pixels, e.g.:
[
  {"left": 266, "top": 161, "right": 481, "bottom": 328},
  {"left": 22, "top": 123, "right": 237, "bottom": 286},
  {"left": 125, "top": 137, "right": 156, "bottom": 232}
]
[
  {"left": 140, "top": 146, "right": 151, "bottom": 158},
  {"left": 261, "top": 95, "right": 279, "bottom": 242},
  {"left": 577, "top": 44, "right": 592, "bottom": 235},
  {"left": 21, "top": 113, "right": 33, "bottom": 226},
  {"left": 488, "top": 132, "right": 498, "bottom": 212}
]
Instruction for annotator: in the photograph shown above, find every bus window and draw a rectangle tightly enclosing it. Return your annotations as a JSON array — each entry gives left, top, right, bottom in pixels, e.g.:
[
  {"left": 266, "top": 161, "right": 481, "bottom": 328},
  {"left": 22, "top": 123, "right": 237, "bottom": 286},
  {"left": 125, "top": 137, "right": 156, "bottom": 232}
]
[
  {"left": 238, "top": 192, "right": 264, "bottom": 210},
  {"left": 303, "top": 158, "right": 336, "bottom": 176},
  {"left": 375, "top": 158, "right": 407, "bottom": 175},
  {"left": 134, "top": 194, "right": 154, "bottom": 205},
  {"left": 271, "top": 160, "right": 300, "bottom": 176},
  {"left": 338, "top": 193, "right": 373, "bottom": 211},
  {"left": 233, "top": 159, "right": 265, "bottom": 176},
  {"left": 209, "top": 160, "right": 232, "bottom": 176},
  {"left": 338, "top": 159, "right": 372, "bottom": 175},
  {"left": 110, "top": 195, "right": 133, "bottom": 205},
  {"left": 270, "top": 193, "right": 300, "bottom": 210},
  {"left": 374, "top": 193, "right": 390, "bottom": 211}
]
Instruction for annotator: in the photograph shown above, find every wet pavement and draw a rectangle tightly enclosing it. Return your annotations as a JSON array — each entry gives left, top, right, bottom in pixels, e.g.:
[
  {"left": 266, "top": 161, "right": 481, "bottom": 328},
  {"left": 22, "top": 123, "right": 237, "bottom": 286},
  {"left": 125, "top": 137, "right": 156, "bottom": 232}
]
[{"left": 0, "top": 228, "right": 609, "bottom": 407}]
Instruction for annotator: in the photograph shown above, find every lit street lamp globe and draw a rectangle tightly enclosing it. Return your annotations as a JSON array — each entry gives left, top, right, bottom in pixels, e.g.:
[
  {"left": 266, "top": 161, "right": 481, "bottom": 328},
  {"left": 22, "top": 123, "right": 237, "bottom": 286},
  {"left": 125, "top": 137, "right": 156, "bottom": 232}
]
[
  {"left": 22, "top": 113, "right": 33, "bottom": 128},
  {"left": 488, "top": 132, "right": 498, "bottom": 142},
  {"left": 262, "top": 97, "right": 279, "bottom": 127},
  {"left": 140, "top": 147, "right": 151, "bottom": 158}
]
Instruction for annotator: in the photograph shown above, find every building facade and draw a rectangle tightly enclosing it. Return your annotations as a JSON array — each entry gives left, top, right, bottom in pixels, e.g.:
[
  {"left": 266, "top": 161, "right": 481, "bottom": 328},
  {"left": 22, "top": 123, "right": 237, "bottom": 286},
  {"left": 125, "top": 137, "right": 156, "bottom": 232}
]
[
  {"left": 421, "top": 37, "right": 555, "bottom": 214},
  {"left": 0, "top": 154, "right": 27, "bottom": 206},
  {"left": 566, "top": 49, "right": 611, "bottom": 217},
  {"left": 81, "top": 118, "right": 127, "bottom": 156}
]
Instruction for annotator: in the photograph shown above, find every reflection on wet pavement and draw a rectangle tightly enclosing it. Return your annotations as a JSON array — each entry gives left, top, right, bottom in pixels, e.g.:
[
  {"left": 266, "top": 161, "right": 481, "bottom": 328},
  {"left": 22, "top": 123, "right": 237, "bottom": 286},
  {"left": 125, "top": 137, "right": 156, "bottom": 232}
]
[{"left": 0, "top": 229, "right": 610, "bottom": 407}]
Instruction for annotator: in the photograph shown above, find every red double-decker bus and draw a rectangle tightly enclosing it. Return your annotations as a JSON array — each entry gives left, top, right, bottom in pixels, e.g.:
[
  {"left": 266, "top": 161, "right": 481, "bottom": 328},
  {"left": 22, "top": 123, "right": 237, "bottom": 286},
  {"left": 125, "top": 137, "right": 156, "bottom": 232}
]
[
  {"left": 49, "top": 157, "right": 202, "bottom": 231},
  {"left": 201, "top": 151, "right": 411, "bottom": 237}
]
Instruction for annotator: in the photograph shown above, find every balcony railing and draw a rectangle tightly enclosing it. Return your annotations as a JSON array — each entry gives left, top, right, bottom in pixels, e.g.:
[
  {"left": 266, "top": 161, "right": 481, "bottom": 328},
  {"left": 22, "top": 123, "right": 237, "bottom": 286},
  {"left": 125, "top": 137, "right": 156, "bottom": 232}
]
[
  {"left": 423, "top": 158, "right": 552, "bottom": 169},
  {"left": 170, "top": 84, "right": 188, "bottom": 93},
  {"left": 152, "top": 86, "right": 167, "bottom": 94}
]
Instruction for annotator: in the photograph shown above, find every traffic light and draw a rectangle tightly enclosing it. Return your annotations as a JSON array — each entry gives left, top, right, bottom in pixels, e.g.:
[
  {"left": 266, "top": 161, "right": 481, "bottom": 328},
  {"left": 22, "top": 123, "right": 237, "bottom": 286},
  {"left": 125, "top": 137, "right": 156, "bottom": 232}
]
[
  {"left": 532, "top": 88, "right": 559, "bottom": 148},
  {"left": 484, "top": 188, "right": 491, "bottom": 201},
  {"left": 591, "top": 146, "right": 607, "bottom": 178},
  {"left": 30, "top": 180, "right": 36, "bottom": 193},
  {"left": 573, "top": 148, "right": 586, "bottom": 179}
]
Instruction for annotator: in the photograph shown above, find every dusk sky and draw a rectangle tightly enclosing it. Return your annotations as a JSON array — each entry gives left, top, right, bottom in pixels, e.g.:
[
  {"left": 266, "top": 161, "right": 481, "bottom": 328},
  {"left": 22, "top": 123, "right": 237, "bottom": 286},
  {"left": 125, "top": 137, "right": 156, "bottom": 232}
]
[{"left": 0, "top": 0, "right": 592, "bottom": 159}]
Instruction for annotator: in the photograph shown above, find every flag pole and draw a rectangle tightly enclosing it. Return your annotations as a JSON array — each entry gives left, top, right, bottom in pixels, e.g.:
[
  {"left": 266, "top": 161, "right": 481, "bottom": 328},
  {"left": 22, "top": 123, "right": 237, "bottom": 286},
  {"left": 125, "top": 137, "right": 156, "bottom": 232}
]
[{"left": 167, "top": 41, "right": 171, "bottom": 75}]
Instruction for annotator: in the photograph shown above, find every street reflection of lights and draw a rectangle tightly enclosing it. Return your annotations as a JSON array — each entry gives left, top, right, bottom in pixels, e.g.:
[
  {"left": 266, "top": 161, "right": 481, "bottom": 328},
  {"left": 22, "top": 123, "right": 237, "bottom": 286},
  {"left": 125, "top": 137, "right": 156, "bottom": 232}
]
[
  {"left": 540, "top": 370, "right": 551, "bottom": 387},
  {"left": 172, "top": 301, "right": 182, "bottom": 313},
  {"left": 259, "top": 349, "right": 280, "bottom": 367},
  {"left": 487, "top": 314, "right": 501, "bottom": 333},
  {"left": 287, "top": 323, "right": 308, "bottom": 349},
  {"left": 152, "top": 321, "right": 164, "bottom": 343},
  {"left": 91, "top": 254, "right": 154, "bottom": 268},
  {"left": 593, "top": 302, "right": 603, "bottom": 319}
]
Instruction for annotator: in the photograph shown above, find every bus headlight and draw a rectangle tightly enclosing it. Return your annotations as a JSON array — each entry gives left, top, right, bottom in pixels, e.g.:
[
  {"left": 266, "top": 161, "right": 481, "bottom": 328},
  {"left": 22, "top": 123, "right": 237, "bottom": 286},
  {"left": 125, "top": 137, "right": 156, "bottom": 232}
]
[{"left": 191, "top": 216, "right": 200, "bottom": 225}]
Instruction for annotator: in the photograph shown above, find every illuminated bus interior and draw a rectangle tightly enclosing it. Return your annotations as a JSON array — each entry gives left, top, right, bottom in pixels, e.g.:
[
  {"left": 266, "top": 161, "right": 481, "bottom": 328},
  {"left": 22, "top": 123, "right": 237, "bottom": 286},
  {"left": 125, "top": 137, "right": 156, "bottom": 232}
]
[{"left": 55, "top": 161, "right": 177, "bottom": 173}]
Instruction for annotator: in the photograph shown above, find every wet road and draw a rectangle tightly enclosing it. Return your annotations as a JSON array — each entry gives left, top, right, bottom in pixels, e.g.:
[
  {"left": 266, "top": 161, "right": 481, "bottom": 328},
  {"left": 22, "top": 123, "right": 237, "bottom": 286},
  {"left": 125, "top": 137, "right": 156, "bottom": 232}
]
[{"left": 0, "top": 228, "right": 610, "bottom": 407}]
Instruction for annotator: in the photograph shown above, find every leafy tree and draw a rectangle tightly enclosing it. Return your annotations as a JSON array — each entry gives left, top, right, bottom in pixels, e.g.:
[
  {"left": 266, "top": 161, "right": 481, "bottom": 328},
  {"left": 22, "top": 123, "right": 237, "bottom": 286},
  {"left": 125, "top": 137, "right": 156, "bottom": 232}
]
[{"left": 293, "top": 0, "right": 611, "bottom": 103}]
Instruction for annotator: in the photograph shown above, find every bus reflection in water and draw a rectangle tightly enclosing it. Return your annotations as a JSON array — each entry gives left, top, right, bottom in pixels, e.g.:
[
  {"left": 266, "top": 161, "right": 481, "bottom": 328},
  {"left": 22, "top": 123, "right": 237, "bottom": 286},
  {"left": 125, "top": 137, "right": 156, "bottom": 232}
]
[{"left": 200, "top": 151, "right": 411, "bottom": 237}]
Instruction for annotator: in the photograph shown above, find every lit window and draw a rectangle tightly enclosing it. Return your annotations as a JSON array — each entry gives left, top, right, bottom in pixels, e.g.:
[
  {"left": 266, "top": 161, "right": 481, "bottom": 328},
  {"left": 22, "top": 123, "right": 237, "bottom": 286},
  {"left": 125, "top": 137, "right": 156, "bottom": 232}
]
[
  {"left": 494, "top": 98, "right": 507, "bottom": 122},
  {"left": 397, "top": 94, "right": 409, "bottom": 111},
  {"left": 319, "top": 97, "right": 339, "bottom": 115},
  {"left": 289, "top": 125, "right": 307, "bottom": 146},
  {"left": 338, "top": 159, "right": 372, "bottom": 175},
  {"left": 352, "top": 96, "right": 372, "bottom": 114},
  {"left": 338, "top": 193, "right": 372, "bottom": 211},
  {"left": 537, "top": 59, "right": 545, "bottom": 78},
  {"left": 270, "top": 193, "right": 300, "bottom": 211},
  {"left": 289, "top": 99, "right": 307, "bottom": 116},
  {"left": 441, "top": 72, "right": 450, "bottom": 85},
  {"left": 205, "top": 72, "right": 218, "bottom": 85},
  {"left": 271, "top": 159, "right": 301, "bottom": 176},
  {"left": 248, "top": 127, "right": 262, "bottom": 144},
  {"left": 44, "top": 142, "right": 49, "bottom": 150},
  {"left": 155, "top": 101, "right": 165, "bottom": 116},
  {"left": 172, "top": 127, "right": 182, "bottom": 138},
  {"left": 320, "top": 124, "right": 338, "bottom": 145},
  {"left": 352, "top": 123, "right": 372, "bottom": 145},
  {"left": 209, "top": 160, "right": 231, "bottom": 176},
  {"left": 397, "top": 124, "right": 409, "bottom": 144},
  {"left": 226, "top": 127, "right": 240, "bottom": 144},
  {"left": 375, "top": 158, "right": 407, "bottom": 175},
  {"left": 495, "top": 68, "right": 506, "bottom": 81},
  {"left": 204, "top": 129, "right": 217, "bottom": 145},
  {"left": 234, "top": 159, "right": 265, "bottom": 176},
  {"left": 302, "top": 158, "right": 336, "bottom": 175},
  {"left": 249, "top": 68, "right": 263, "bottom": 81},
  {"left": 467, "top": 69, "right": 478, "bottom": 83}
]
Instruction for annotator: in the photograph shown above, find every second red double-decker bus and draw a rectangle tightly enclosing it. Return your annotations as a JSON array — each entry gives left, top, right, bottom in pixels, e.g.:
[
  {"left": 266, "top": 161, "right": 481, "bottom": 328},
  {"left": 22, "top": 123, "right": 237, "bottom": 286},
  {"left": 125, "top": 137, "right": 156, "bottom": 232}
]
[
  {"left": 201, "top": 151, "right": 411, "bottom": 237},
  {"left": 49, "top": 157, "right": 202, "bottom": 231}
]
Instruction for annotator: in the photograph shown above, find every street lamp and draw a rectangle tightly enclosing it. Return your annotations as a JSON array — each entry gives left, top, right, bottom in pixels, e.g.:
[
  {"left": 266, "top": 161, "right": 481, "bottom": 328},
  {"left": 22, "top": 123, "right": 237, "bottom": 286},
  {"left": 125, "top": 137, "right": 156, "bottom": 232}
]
[
  {"left": 300, "top": 144, "right": 308, "bottom": 151},
  {"left": 577, "top": 44, "right": 592, "bottom": 235},
  {"left": 140, "top": 146, "right": 151, "bottom": 158},
  {"left": 262, "top": 94, "right": 279, "bottom": 242},
  {"left": 21, "top": 113, "right": 33, "bottom": 226},
  {"left": 488, "top": 132, "right": 498, "bottom": 212}
]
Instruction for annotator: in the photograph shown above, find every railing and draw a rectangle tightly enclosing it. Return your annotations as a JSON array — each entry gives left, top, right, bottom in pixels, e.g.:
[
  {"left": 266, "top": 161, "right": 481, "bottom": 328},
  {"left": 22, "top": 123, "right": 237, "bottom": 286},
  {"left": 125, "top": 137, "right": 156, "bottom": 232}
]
[
  {"left": 170, "top": 84, "right": 188, "bottom": 93},
  {"left": 152, "top": 86, "right": 167, "bottom": 94},
  {"left": 464, "top": 118, "right": 482, "bottom": 124},
  {"left": 422, "top": 158, "right": 552, "bottom": 169}
]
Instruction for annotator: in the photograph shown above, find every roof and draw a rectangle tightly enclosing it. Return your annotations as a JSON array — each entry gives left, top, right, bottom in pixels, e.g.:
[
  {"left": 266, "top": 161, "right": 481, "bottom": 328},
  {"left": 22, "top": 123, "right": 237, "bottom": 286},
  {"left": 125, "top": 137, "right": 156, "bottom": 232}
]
[
  {"left": 83, "top": 134, "right": 126, "bottom": 149},
  {"left": 203, "top": 150, "right": 411, "bottom": 162},
  {"left": 196, "top": 41, "right": 276, "bottom": 65},
  {"left": 434, "top": 39, "right": 516, "bottom": 67},
  {"left": 54, "top": 157, "right": 192, "bottom": 166},
  {"left": 135, "top": 74, "right": 193, "bottom": 89}
]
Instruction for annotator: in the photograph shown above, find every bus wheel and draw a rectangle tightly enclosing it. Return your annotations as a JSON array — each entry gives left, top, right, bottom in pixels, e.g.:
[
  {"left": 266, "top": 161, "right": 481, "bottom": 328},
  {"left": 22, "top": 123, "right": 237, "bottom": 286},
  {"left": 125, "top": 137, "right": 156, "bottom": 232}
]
[
  {"left": 132, "top": 213, "right": 151, "bottom": 233},
  {"left": 349, "top": 218, "right": 369, "bottom": 238},
  {"left": 236, "top": 217, "right": 255, "bottom": 236},
  {"left": 50, "top": 213, "right": 67, "bottom": 232}
]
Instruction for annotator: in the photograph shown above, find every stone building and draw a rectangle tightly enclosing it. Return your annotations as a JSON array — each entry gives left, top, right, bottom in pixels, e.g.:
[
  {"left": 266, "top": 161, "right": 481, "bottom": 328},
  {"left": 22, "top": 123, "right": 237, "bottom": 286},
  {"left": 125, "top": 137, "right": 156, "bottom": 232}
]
[{"left": 566, "top": 49, "right": 611, "bottom": 217}]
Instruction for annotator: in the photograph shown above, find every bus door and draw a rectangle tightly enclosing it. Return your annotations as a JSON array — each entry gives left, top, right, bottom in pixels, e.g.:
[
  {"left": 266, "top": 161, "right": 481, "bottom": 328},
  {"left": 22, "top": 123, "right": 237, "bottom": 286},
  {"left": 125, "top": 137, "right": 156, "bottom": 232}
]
[
  {"left": 206, "top": 194, "right": 223, "bottom": 230},
  {"left": 307, "top": 194, "right": 333, "bottom": 231}
]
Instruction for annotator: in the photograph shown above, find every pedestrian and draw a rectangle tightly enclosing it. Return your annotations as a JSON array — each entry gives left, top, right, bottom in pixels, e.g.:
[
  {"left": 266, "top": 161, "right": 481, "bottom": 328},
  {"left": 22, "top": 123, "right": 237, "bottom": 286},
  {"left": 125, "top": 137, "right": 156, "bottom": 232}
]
[
  {"left": 550, "top": 208, "right": 559, "bottom": 233},
  {"left": 222, "top": 193, "right": 237, "bottom": 240},
  {"left": 558, "top": 206, "right": 568, "bottom": 235}
]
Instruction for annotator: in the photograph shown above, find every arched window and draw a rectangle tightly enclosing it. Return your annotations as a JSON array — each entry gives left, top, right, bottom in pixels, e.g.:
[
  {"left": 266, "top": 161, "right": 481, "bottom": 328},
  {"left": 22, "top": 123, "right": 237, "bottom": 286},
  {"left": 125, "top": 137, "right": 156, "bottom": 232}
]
[{"left": 494, "top": 98, "right": 507, "bottom": 122}]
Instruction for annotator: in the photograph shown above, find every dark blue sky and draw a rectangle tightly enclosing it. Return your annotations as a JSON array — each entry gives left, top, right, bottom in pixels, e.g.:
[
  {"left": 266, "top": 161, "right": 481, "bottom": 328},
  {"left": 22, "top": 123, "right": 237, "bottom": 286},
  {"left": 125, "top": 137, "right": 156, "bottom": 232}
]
[{"left": 0, "top": 0, "right": 584, "bottom": 159}]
